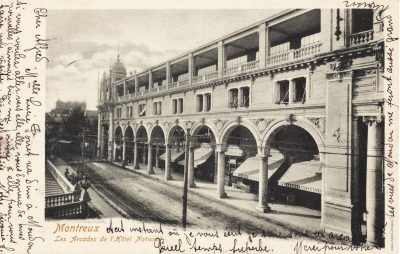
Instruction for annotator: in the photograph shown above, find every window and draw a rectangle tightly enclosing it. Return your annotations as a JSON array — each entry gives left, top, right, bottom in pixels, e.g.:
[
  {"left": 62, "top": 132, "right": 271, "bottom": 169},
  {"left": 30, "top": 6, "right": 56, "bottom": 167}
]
[
  {"left": 240, "top": 87, "right": 250, "bottom": 107},
  {"left": 293, "top": 77, "right": 306, "bottom": 103},
  {"left": 138, "top": 104, "right": 146, "bottom": 117},
  {"left": 130, "top": 106, "right": 133, "bottom": 117},
  {"left": 352, "top": 9, "right": 373, "bottom": 34},
  {"left": 116, "top": 108, "right": 122, "bottom": 118},
  {"left": 205, "top": 93, "right": 211, "bottom": 112},
  {"left": 276, "top": 81, "right": 289, "bottom": 104},
  {"left": 228, "top": 89, "right": 239, "bottom": 108},
  {"left": 172, "top": 99, "right": 177, "bottom": 114},
  {"left": 153, "top": 101, "right": 162, "bottom": 115},
  {"left": 196, "top": 94, "right": 204, "bottom": 112},
  {"left": 126, "top": 106, "right": 129, "bottom": 118},
  {"left": 178, "top": 98, "right": 183, "bottom": 114}
]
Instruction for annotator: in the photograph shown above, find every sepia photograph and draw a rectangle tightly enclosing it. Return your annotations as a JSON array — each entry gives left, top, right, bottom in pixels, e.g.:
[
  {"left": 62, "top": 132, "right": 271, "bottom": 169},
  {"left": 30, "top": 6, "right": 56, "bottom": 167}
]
[{"left": 43, "top": 7, "right": 392, "bottom": 252}]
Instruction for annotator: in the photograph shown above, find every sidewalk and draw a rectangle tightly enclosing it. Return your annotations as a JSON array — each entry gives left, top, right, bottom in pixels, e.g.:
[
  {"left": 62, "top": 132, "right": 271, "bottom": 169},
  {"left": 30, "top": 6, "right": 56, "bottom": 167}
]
[
  {"left": 99, "top": 161, "right": 322, "bottom": 234},
  {"left": 51, "top": 159, "right": 122, "bottom": 218}
]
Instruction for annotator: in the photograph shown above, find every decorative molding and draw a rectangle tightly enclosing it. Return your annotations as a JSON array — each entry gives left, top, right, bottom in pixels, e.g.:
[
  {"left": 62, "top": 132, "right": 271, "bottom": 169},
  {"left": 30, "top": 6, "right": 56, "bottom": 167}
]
[
  {"left": 183, "top": 120, "right": 195, "bottom": 130},
  {"left": 163, "top": 121, "right": 173, "bottom": 130},
  {"left": 326, "top": 70, "right": 353, "bottom": 82},
  {"left": 249, "top": 118, "right": 274, "bottom": 133},
  {"left": 334, "top": 9, "right": 343, "bottom": 41},
  {"left": 330, "top": 58, "right": 352, "bottom": 72},
  {"left": 354, "top": 68, "right": 377, "bottom": 78},
  {"left": 212, "top": 119, "right": 229, "bottom": 133},
  {"left": 307, "top": 117, "right": 326, "bottom": 137},
  {"left": 362, "top": 115, "right": 384, "bottom": 126}
]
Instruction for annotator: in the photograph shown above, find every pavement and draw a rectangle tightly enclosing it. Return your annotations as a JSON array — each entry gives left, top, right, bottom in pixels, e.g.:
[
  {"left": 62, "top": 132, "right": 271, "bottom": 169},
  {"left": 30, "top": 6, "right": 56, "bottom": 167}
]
[
  {"left": 51, "top": 159, "right": 123, "bottom": 218},
  {"left": 105, "top": 161, "right": 322, "bottom": 234}
]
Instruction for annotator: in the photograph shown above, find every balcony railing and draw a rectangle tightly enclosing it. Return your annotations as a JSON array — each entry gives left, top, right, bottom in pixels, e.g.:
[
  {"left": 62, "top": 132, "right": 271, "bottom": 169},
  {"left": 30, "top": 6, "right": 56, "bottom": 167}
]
[
  {"left": 178, "top": 79, "right": 189, "bottom": 86},
  {"left": 193, "top": 71, "right": 218, "bottom": 84},
  {"left": 267, "top": 43, "right": 322, "bottom": 65},
  {"left": 349, "top": 30, "right": 374, "bottom": 46},
  {"left": 224, "top": 59, "right": 259, "bottom": 76},
  {"left": 45, "top": 192, "right": 76, "bottom": 208}
]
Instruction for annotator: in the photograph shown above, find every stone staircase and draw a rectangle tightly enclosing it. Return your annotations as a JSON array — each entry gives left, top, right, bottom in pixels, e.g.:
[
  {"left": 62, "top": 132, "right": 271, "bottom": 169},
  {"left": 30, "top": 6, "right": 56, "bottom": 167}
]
[{"left": 45, "top": 169, "right": 65, "bottom": 196}]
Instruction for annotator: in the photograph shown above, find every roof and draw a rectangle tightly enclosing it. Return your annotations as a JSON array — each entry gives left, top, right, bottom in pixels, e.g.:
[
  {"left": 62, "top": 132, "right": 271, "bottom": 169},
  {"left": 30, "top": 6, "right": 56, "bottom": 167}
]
[{"left": 278, "top": 160, "right": 322, "bottom": 193}]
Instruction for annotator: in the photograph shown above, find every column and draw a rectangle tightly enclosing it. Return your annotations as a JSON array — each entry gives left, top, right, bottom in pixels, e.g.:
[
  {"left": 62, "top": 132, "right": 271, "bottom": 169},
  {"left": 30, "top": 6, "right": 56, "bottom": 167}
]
[
  {"left": 256, "top": 151, "right": 271, "bottom": 213},
  {"left": 363, "top": 116, "right": 384, "bottom": 246},
  {"left": 216, "top": 146, "right": 227, "bottom": 198},
  {"left": 217, "top": 41, "right": 225, "bottom": 78},
  {"left": 166, "top": 62, "right": 171, "bottom": 90},
  {"left": 165, "top": 144, "right": 172, "bottom": 180},
  {"left": 214, "top": 150, "right": 218, "bottom": 183},
  {"left": 142, "top": 143, "right": 147, "bottom": 164},
  {"left": 122, "top": 136, "right": 126, "bottom": 162},
  {"left": 149, "top": 70, "right": 153, "bottom": 89},
  {"left": 100, "top": 125, "right": 105, "bottom": 158},
  {"left": 147, "top": 142, "right": 154, "bottom": 174},
  {"left": 97, "top": 115, "right": 101, "bottom": 157},
  {"left": 188, "top": 53, "right": 193, "bottom": 85},
  {"left": 123, "top": 81, "right": 127, "bottom": 96},
  {"left": 258, "top": 23, "right": 266, "bottom": 68},
  {"left": 155, "top": 142, "right": 160, "bottom": 169},
  {"left": 133, "top": 139, "right": 139, "bottom": 169},
  {"left": 108, "top": 109, "right": 114, "bottom": 161},
  {"left": 134, "top": 75, "right": 139, "bottom": 94},
  {"left": 188, "top": 145, "right": 196, "bottom": 188}
]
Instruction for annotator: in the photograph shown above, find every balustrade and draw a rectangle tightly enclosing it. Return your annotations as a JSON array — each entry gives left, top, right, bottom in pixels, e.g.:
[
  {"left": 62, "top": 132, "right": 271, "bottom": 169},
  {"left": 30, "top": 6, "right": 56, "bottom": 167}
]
[{"left": 349, "top": 30, "right": 374, "bottom": 46}]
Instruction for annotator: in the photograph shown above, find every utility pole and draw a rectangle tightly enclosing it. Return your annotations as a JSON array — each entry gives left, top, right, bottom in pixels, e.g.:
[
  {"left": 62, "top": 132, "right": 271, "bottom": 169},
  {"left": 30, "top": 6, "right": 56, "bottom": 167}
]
[{"left": 182, "top": 129, "right": 190, "bottom": 230}]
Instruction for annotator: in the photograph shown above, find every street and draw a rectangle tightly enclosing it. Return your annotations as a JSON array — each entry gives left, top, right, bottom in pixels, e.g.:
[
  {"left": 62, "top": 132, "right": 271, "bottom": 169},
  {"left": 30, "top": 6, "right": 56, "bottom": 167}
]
[{"left": 83, "top": 162, "right": 294, "bottom": 236}]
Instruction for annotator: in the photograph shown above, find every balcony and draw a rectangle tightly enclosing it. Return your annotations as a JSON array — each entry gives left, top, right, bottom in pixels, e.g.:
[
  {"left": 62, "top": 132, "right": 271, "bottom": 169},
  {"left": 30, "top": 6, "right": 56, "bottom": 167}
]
[
  {"left": 193, "top": 71, "right": 218, "bottom": 84},
  {"left": 224, "top": 59, "right": 260, "bottom": 76},
  {"left": 267, "top": 43, "right": 322, "bottom": 66},
  {"left": 349, "top": 30, "right": 374, "bottom": 46}
]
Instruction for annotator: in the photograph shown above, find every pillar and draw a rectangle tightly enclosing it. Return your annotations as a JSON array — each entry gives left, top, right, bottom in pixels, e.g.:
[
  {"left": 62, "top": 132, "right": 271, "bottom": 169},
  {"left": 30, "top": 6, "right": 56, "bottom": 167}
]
[
  {"left": 188, "top": 53, "right": 193, "bottom": 85},
  {"left": 97, "top": 112, "right": 101, "bottom": 157},
  {"left": 155, "top": 142, "right": 160, "bottom": 169},
  {"left": 363, "top": 116, "right": 384, "bottom": 246},
  {"left": 165, "top": 144, "right": 172, "bottom": 180},
  {"left": 107, "top": 109, "right": 114, "bottom": 162},
  {"left": 134, "top": 75, "right": 139, "bottom": 94},
  {"left": 214, "top": 150, "right": 218, "bottom": 183},
  {"left": 188, "top": 145, "right": 196, "bottom": 188},
  {"left": 216, "top": 146, "right": 227, "bottom": 198},
  {"left": 149, "top": 70, "right": 153, "bottom": 89},
  {"left": 147, "top": 142, "right": 154, "bottom": 174},
  {"left": 256, "top": 151, "right": 271, "bottom": 213},
  {"left": 100, "top": 125, "right": 105, "bottom": 158},
  {"left": 258, "top": 23, "right": 266, "bottom": 68},
  {"left": 133, "top": 139, "right": 139, "bottom": 169},
  {"left": 142, "top": 142, "right": 147, "bottom": 164},
  {"left": 123, "top": 81, "right": 127, "bottom": 96},
  {"left": 289, "top": 79, "right": 294, "bottom": 103},
  {"left": 217, "top": 41, "right": 225, "bottom": 78},
  {"left": 122, "top": 136, "right": 126, "bottom": 162}
]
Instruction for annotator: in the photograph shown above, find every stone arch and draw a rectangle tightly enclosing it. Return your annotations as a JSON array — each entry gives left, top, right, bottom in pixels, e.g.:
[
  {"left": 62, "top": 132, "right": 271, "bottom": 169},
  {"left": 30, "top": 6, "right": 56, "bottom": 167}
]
[
  {"left": 149, "top": 124, "right": 167, "bottom": 143},
  {"left": 220, "top": 119, "right": 262, "bottom": 148},
  {"left": 135, "top": 124, "right": 150, "bottom": 142},
  {"left": 191, "top": 121, "right": 220, "bottom": 144},
  {"left": 261, "top": 118, "right": 325, "bottom": 157},
  {"left": 166, "top": 123, "right": 188, "bottom": 145}
]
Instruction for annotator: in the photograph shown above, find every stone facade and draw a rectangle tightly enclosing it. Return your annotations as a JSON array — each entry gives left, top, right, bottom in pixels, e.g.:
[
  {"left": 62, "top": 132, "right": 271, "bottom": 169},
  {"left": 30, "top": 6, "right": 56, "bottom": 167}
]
[{"left": 97, "top": 9, "right": 385, "bottom": 246}]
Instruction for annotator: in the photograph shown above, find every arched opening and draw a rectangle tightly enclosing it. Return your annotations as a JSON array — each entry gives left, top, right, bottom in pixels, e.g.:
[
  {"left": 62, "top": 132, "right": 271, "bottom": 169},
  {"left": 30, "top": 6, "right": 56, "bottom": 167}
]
[
  {"left": 124, "top": 126, "right": 134, "bottom": 164},
  {"left": 136, "top": 126, "right": 148, "bottom": 165},
  {"left": 114, "top": 126, "right": 123, "bottom": 162},
  {"left": 222, "top": 125, "right": 259, "bottom": 192},
  {"left": 150, "top": 126, "right": 166, "bottom": 170},
  {"left": 266, "top": 124, "right": 321, "bottom": 210},
  {"left": 165, "top": 126, "right": 186, "bottom": 175},
  {"left": 191, "top": 126, "right": 217, "bottom": 183}
]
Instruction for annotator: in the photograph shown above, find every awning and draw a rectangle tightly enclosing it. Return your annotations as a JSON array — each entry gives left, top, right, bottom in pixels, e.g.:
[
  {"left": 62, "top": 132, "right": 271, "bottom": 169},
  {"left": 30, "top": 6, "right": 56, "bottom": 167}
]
[
  {"left": 159, "top": 149, "right": 185, "bottom": 162},
  {"left": 278, "top": 160, "right": 322, "bottom": 193},
  {"left": 233, "top": 149, "right": 285, "bottom": 182},
  {"left": 225, "top": 145, "right": 244, "bottom": 157},
  {"left": 178, "top": 143, "right": 213, "bottom": 168}
]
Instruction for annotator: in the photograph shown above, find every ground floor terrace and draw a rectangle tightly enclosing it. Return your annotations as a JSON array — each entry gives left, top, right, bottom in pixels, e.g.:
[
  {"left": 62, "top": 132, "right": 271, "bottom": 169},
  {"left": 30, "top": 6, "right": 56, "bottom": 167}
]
[{"left": 97, "top": 114, "right": 384, "bottom": 246}]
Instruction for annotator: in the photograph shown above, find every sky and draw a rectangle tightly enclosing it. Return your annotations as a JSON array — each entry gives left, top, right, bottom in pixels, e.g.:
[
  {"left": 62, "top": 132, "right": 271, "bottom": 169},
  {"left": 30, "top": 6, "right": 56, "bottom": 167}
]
[{"left": 46, "top": 9, "right": 281, "bottom": 111}]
